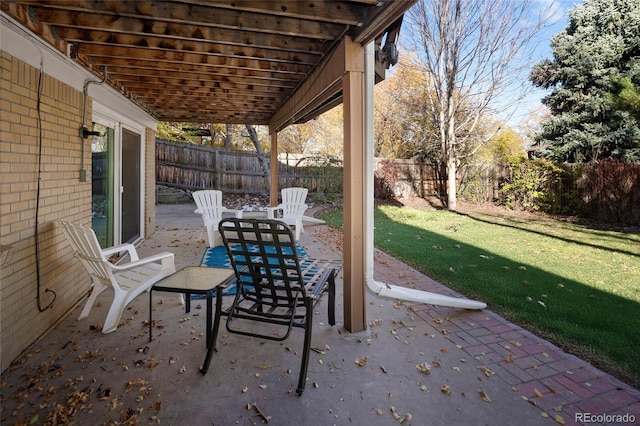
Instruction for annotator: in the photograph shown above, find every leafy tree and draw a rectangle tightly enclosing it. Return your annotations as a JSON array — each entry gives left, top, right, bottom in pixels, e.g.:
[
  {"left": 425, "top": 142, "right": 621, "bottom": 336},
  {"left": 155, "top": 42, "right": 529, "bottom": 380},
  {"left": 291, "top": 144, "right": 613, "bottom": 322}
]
[
  {"left": 609, "top": 76, "right": 640, "bottom": 122},
  {"left": 374, "top": 58, "right": 439, "bottom": 159},
  {"left": 530, "top": 0, "right": 640, "bottom": 163},
  {"left": 407, "top": 0, "right": 549, "bottom": 210},
  {"left": 475, "top": 127, "right": 526, "bottom": 165},
  {"left": 277, "top": 106, "right": 344, "bottom": 156}
]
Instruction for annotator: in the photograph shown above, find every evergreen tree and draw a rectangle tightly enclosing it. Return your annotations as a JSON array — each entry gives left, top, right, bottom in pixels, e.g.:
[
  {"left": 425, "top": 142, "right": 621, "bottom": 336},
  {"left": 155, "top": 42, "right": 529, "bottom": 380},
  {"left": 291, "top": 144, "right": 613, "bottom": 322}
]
[{"left": 530, "top": 0, "right": 640, "bottom": 163}]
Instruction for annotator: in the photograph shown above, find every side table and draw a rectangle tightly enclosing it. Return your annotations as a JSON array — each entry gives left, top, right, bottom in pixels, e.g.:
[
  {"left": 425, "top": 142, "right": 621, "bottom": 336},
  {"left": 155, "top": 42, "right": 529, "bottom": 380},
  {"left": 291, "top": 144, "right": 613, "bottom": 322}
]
[{"left": 149, "top": 266, "right": 236, "bottom": 347}]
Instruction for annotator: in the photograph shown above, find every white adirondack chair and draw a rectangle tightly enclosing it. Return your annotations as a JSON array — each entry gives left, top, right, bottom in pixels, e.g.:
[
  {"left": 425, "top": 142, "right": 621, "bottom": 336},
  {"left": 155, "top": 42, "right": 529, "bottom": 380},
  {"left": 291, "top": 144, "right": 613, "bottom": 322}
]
[
  {"left": 192, "top": 190, "right": 243, "bottom": 247},
  {"left": 58, "top": 220, "right": 176, "bottom": 333},
  {"left": 267, "top": 187, "right": 309, "bottom": 240}
]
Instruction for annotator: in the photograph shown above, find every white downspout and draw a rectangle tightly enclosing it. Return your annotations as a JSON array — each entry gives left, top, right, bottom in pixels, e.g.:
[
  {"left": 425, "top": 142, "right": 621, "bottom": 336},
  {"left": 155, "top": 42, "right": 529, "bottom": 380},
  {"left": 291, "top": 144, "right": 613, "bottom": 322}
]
[{"left": 364, "top": 43, "right": 486, "bottom": 310}]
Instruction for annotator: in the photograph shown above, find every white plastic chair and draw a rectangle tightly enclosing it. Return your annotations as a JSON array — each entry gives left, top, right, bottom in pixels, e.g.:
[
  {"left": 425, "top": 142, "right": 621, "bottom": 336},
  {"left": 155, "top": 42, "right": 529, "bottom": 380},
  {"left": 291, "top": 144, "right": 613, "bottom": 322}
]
[
  {"left": 59, "top": 220, "right": 176, "bottom": 334},
  {"left": 192, "top": 190, "right": 242, "bottom": 247},
  {"left": 267, "top": 187, "right": 309, "bottom": 240}
]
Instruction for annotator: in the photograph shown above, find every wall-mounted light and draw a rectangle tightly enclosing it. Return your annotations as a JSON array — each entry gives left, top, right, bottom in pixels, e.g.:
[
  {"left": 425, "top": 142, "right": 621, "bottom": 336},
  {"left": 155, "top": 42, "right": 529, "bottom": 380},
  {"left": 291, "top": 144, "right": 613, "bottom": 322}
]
[
  {"left": 80, "top": 126, "right": 101, "bottom": 138},
  {"left": 376, "top": 42, "right": 398, "bottom": 66}
]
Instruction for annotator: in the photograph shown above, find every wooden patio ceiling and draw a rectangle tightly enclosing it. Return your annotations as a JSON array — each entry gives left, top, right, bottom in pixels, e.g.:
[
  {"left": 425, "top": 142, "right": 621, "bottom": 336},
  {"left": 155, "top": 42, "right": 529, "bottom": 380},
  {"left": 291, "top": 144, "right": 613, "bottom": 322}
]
[{"left": 1, "top": 0, "right": 413, "bottom": 125}]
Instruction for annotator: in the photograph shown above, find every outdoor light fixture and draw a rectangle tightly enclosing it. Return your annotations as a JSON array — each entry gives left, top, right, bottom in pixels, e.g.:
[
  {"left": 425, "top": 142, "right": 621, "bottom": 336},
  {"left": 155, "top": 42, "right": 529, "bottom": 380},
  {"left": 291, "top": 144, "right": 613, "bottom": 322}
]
[
  {"left": 81, "top": 126, "right": 101, "bottom": 138},
  {"left": 376, "top": 42, "right": 398, "bottom": 66}
]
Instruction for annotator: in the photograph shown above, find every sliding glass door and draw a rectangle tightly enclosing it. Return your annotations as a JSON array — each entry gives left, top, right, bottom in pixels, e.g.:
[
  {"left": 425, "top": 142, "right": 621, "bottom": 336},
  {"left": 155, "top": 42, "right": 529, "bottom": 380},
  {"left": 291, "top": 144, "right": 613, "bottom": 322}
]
[
  {"left": 91, "top": 122, "right": 143, "bottom": 247},
  {"left": 121, "top": 128, "right": 141, "bottom": 243},
  {"left": 91, "top": 124, "right": 114, "bottom": 248}
]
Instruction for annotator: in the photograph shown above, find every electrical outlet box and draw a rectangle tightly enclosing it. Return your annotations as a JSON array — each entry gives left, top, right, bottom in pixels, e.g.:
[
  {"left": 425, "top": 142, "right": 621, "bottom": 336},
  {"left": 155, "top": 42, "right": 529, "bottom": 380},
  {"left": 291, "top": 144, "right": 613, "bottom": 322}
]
[{"left": 79, "top": 169, "right": 87, "bottom": 182}]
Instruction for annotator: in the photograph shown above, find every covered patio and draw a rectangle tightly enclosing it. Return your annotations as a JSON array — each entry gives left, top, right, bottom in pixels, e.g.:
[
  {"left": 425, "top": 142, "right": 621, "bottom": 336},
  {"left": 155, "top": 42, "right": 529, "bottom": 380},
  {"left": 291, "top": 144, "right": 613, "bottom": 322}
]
[
  {"left": 1, "top": 0, "right": 417, "bottom": 337},
  {"left": 2, "top": 204, "right": 638, "bottom": 425},
  {"left": 2, "top": 2, "right": 639, "bottom": 424}
]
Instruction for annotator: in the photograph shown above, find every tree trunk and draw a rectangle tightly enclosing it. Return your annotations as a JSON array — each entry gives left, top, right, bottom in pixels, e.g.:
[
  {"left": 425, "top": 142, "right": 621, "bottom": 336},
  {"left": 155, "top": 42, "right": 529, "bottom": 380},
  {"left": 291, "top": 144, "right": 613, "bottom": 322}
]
[
  {"left": 447, "top": 156, "right": 457, "bottom": 211},
  {"left": 245, "top": 124, "right": 270, "bottom": 187},
  {"left": 224, "top": 124, "right": 232, "bottom": 149},
  {"left": 446, "top": 104, "right": 457, "bottom": 211}
]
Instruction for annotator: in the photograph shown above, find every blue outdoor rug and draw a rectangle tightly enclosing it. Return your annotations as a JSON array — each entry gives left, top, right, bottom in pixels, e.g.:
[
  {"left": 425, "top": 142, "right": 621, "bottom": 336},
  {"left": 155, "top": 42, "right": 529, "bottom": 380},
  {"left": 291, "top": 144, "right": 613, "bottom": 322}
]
[{"left": 194, "top": 243, "right": 308, "bottom": 298}]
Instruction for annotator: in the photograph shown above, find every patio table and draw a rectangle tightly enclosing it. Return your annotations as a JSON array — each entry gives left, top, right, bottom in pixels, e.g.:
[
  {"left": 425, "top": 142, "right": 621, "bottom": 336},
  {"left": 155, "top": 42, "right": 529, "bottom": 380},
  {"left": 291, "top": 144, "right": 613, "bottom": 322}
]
[{"left": 149, "top": 266, "right": 236, "bottom": 347}]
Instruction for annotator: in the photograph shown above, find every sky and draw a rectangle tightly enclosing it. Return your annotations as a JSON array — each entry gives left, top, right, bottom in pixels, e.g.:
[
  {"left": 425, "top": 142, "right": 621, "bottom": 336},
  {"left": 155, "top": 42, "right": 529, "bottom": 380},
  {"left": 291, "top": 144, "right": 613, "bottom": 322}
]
[
  {"left": 506, "top": 0, "right": 579, "bottom": 128},
  {"left": 396, "top": 0, "right": 583, "bottom": 132}
]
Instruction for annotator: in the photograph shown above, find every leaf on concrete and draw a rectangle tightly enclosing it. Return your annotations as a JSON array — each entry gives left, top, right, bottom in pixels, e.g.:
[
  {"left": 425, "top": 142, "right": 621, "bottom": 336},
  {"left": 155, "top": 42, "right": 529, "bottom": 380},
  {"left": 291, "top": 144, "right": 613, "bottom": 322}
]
[
  {"left": 477, "top": 389, "right": 491, "bottom": 402},
  {"left": 355, "top": 356, "right": 368, "bottom": 366},
  {"left": 416, "top": 362, "right": 431, "bottom": 374}
]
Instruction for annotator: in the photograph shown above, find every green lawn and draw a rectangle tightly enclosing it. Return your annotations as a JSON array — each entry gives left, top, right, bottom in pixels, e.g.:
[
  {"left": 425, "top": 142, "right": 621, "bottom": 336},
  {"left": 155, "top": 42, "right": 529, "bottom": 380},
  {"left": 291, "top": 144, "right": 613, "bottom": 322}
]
[{"left": 319, "top": 204, "right": 640, "bottom": 387}]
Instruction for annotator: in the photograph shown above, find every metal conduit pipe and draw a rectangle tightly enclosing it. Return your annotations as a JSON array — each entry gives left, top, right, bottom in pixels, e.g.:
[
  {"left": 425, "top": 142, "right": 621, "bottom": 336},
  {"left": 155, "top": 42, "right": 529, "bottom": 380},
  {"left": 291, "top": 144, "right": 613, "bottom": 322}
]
[{"left": 79, "top": 66, "right": 108, "bottom": 181}]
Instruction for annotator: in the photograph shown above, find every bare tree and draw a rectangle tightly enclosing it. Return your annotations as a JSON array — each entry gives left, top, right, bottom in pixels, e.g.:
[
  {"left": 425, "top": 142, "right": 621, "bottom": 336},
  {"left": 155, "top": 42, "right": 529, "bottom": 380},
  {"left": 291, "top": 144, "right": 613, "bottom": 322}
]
[
  {"left": 224, "top": 124, "right": 233, "bottom": 149},
  {"left": 244, "top": 124, "right": 270, "bottom": 186},
  {"left": 407, "top": 0, "right": 554, "bottom": 210}
]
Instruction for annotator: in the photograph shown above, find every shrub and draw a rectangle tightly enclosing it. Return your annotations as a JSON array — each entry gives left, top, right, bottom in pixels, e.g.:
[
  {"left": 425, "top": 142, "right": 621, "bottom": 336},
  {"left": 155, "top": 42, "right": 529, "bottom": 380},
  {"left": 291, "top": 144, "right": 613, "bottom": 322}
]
[
  {"left": 499, "top": 158, "right": 566, "bottom": 212},
  {"left": 374, "top": 159, "right": 402, "bottom": 200},
  {"left": 303, "top": 156, "right": 343, "bottom": 204},
  {"left": 579, "top": 161, "right": 640, "bottom": 225}
]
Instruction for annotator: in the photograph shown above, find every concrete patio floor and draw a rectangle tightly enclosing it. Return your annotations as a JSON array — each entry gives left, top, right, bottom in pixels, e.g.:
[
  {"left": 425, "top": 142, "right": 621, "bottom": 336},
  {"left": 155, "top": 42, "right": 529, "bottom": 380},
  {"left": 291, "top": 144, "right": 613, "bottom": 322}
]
[{"left": 1, "top": 203, "right": 638, "bottom": 426}]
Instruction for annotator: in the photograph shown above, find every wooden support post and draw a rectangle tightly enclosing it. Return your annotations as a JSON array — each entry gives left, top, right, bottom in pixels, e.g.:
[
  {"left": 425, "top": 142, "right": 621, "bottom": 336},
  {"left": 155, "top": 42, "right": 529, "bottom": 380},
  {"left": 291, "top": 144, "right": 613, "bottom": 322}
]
[
  {"left": 269, "top": 130, "right": 279, "bottom": 206},
  {"left": 343, "top": 37, "right": 367, "bottom": 333}
]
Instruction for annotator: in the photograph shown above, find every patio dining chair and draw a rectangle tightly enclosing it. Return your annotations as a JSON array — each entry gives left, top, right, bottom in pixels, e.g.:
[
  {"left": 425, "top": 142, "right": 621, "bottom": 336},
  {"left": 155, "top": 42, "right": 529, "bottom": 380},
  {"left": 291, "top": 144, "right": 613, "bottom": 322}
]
[
  {"left": 267, "top": 187, "right": 308, "bottom": 240},
  {"left": 193, "top": 190, "right": 243, "bottom": 247},
  {"left": 59, "top": 220, "right": 176, "bottom": 333},
  {"left": 200, "top": 218, "right": 341, "bottom": 395}
]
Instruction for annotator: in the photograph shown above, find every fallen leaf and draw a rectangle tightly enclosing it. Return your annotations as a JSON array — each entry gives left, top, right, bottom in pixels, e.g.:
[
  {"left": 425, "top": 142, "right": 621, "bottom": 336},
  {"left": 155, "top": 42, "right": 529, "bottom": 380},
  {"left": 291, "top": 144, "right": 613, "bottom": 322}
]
[
  {"left": 477, "top": 390, "right": 491, "bottom": 402},
  {"left": 534, "top": 388, "right": 543, "bottom": 398},
  {"left": 441, "top": 384, "right": 451, "bottom": 395},
  {"left": 479, "top": 365, "right": 493, "bottom": 377},
  {"left": 555, "top": 414, "right": 565, "bottom": 425},
  {"left": 400, "top": 413, "right": 412, "bottom": 423},
  {"left": 416, "top": 362, "right": 431, "bottom": 374},
  {"left": 355, "top": 356, "right": 368, "bottom": 366}
]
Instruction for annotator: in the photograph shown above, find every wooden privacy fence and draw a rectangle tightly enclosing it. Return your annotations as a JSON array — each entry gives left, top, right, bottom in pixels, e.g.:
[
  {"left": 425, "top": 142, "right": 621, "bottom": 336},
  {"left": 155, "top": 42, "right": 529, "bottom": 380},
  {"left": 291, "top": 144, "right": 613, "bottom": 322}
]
[
  {"left": 156, "top": 139, "right": 446, "bottom": 196},
  {"left": 155, "top": 139, "right": 639, "bottom": 224},
  {"left": 156, "top": 139, "right": 340, "bottom": 194}
]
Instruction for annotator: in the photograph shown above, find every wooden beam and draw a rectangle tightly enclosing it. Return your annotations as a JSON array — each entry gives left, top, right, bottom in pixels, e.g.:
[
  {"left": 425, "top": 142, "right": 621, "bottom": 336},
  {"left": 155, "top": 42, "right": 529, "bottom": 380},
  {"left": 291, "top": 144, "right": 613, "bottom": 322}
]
[
  {"left": 37, "top": 11, "right": 331, "bottom": 54},
  {"left": 81, "top": 46, "right": 312, "bottom": 75},
  {"left": 51, "top": 27, "right": 322, "bottom": 65},
  {"left": 84, "top": 58, "right": 304, "bottom": 82},
  {"left": 27, "top": 0, "right": 349, "bottom": 40},
  {"left": 177, "top": 0, "right": 367, "bottom": 25},
  {"left": 350, "top": 0, "right": 417, "bottom": 45},
  {"left": 269, "top": 37, "right": 350, "bottom": 132}
]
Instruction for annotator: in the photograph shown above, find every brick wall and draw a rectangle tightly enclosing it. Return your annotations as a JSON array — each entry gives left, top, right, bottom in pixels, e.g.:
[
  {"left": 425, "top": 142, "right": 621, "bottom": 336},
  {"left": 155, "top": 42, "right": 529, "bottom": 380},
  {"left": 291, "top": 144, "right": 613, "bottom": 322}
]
[{"left": 0, "top": 52, "right": 91, "bottom": 371}]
